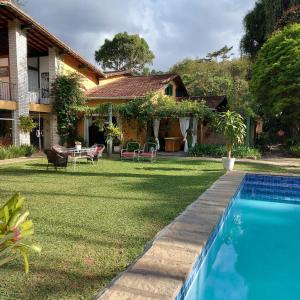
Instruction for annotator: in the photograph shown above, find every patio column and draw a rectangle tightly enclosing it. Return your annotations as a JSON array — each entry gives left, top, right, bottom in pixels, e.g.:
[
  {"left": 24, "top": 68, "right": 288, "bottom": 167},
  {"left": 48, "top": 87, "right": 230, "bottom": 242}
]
[
  {"left": 107, "top": 102, "right": 113, "bottom": 157},
  {"left": 84, "top": 116, "right": 90, "bottom": 146},
  {"left": 48, "top": 47, "right": 61, "bottom": 146},
  {"left": 8, "top": 20, "right": 30, "bottom": 145}
]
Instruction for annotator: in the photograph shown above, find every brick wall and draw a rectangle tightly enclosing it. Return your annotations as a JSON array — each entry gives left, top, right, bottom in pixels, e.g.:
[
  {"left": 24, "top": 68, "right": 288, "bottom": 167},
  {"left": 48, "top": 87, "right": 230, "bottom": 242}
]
[
  {"left": 8, "top": 20, "right": 30, "bottom": 145},
  {"left": 48, "top": 47, "right": 61, "bottom": 146}
]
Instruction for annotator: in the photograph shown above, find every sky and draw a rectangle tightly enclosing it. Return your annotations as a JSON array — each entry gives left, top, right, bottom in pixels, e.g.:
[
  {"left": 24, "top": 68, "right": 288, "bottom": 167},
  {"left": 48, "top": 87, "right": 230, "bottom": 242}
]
[{"left": 22, "top": 0, "right": 256, "bottom": 71}]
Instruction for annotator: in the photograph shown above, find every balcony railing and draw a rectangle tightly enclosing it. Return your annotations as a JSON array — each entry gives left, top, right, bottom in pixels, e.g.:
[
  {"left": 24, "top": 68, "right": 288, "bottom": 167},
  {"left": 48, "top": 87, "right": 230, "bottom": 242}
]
[
  {"left": 0, "top": 81, "right": 16, "bottom": 101},
  {"left": 28, "top": 88, "right": 50, "bottom": 105}
]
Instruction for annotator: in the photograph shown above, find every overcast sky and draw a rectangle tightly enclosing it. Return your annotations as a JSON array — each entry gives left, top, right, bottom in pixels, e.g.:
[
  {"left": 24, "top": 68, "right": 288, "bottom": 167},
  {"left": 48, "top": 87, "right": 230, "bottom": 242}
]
[{"left": 22, "top": 0, "right": 255, "bottom": 71}]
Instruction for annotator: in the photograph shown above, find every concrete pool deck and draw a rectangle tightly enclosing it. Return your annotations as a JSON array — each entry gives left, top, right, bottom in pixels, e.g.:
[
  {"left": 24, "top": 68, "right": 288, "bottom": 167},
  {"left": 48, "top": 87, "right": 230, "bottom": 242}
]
[{"left": 94, "top": 171, "right": 245, "bottom": 300}]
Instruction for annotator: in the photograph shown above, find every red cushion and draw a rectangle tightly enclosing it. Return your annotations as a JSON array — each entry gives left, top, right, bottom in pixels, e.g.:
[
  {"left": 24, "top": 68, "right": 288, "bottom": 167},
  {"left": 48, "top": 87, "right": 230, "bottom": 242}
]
[
  {"left": 139, "top": 152, "right": 154, "bottom": 157},
  {"left": 122, "top": 152, "right": 136, "bottom": 157}
]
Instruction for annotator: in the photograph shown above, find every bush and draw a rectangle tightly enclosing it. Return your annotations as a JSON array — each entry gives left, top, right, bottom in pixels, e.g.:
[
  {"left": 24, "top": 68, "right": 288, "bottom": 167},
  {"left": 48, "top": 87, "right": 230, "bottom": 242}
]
[
  {"left": 290, "top": 145, "right": 300, "bottom": 157},
  {"left": 189, "top": 144, "right": 261, "bottom": 159},
  {"left": 0, "top": 145, "right": 35, "bottom": 160}
]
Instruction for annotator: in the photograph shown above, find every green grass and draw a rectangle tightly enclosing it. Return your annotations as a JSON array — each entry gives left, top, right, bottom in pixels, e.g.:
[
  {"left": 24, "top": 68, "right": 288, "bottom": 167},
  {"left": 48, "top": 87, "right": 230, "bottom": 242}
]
[{"left": 0, "top": 157, "right": 298, "bottom": 299}]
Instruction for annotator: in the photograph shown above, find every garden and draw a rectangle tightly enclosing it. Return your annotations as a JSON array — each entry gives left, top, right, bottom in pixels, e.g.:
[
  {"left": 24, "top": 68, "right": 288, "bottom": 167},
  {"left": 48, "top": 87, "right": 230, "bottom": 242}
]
[{"left": 0, "top": 157, "right": 297, "bottom": 300}]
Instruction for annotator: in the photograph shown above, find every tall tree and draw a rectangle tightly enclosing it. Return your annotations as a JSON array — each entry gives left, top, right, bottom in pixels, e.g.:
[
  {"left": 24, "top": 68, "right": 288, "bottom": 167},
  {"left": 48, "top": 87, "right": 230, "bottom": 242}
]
[
  {"left": 170, "top": 51, "right": 254, "bottom": 116},
  {"left": 95, "top": 32, "right": 155, "bottom": 73},
  {"left": 241, "top": 0, "right": 300, "bottom": 58},
  {"left": 251, "top": 24, "right": 300, "bottom": 129}
]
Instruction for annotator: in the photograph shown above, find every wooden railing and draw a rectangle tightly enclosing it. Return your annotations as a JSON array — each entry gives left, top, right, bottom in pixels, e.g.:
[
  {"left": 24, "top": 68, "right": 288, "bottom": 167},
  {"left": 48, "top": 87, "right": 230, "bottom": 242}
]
[{"left": 0, "top": 81, "right": 16, "bottom": 101}]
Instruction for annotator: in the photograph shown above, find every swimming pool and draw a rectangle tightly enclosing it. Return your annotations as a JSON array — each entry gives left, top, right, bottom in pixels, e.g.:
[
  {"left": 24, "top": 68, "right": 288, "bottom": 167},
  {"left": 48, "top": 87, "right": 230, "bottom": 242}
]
[{"left": 177, "top": 174, "right": 300, "bottom": 300}]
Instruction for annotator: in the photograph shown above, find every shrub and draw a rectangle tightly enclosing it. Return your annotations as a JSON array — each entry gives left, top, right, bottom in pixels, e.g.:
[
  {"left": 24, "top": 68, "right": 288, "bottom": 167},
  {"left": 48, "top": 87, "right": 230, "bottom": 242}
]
[
  {"left": 0, "top": 145, "right": 35, "bottom": 160},
  {"left": 0, "top": 193, "right": 41, "bottom": 272},
  {"left": 290, "top": 145, "right": 300, "bottom": 157},
  {"left": 189, "top": 144, "right": 261, "bottom": 159}
]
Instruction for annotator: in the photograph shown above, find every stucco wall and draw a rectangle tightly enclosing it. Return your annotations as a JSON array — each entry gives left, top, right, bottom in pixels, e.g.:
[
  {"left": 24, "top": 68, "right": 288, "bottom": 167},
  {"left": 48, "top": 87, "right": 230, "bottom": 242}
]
[{"left": 61, "top": 55, "right": 99, "bottom": 90}]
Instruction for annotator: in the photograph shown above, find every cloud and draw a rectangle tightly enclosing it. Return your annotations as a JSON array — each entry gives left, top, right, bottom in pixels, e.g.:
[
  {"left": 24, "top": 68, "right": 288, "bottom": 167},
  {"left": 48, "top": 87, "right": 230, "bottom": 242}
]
[{"left": 23, "top": 0, "right": 255, "bottom": 70}]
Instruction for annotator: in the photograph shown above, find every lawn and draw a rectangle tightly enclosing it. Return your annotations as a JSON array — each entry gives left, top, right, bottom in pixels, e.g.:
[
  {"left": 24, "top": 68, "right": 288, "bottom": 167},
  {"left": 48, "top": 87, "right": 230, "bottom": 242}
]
[{"left": 0, "top": 157, "right": 297, "bottom": 299}]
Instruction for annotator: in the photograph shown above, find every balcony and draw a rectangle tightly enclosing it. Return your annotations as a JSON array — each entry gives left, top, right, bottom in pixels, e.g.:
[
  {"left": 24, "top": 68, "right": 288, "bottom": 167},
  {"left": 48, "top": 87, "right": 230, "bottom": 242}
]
[
  {"left": 0, "top": 81, "right": 16, "bottom": 101},
  {"left": 28, "top": 88, "right": 50, "bottom": 105}
]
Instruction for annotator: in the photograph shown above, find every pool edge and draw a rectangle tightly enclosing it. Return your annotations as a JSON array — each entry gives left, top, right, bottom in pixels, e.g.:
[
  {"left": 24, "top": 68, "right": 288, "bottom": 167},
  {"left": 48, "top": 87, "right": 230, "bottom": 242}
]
[{"left": 93, "top": 171, "right": 245, "bottom": 300}]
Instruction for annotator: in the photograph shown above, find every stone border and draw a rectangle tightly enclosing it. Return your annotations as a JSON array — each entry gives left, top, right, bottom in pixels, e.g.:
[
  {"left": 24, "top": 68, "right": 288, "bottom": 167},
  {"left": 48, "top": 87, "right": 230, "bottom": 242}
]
[{"left": 94, "top": 171, "right": 245, "bottom": 300}]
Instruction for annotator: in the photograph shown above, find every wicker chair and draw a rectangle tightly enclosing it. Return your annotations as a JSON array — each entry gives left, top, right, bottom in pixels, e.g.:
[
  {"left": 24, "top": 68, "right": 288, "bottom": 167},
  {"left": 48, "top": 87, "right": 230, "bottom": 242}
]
[
  {"left": 44, "top": 149, "right": 68, "bottom": 170},
  {"left": 120, "top": 142, "right": 140, "bottom": 161},
  {"left": 87, "top": 144, "right": 105, "bottom": 163},
  {"left": 137, "top": 142, "right": 157, "bottom": 162}
]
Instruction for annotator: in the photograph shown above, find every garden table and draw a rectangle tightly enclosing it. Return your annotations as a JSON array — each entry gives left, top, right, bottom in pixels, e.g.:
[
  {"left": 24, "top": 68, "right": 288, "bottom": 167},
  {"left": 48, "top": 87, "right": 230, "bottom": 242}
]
[{"left": 67, "top": 147, "right": 95, "bottom": 168}]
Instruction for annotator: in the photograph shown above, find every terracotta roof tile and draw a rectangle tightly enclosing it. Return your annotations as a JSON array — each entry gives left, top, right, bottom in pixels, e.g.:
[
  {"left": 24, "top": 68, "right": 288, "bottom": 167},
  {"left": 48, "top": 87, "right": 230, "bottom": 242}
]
[{"left": 86, "top": 74, "right": 180, "bottom": 99}]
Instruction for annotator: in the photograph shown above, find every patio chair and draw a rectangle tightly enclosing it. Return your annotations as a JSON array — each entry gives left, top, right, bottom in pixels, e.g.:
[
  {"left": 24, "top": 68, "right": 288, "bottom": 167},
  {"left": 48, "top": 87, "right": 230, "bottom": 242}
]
[
  {"left": 52, "top": 145, "right": 69, "bottom": 157},
  {"left": 87, "top": 144, "right": 105, "bottom": 163},
  {"left": 44, "top": 149, "right": 68, "bottom": 170},
  {"left": 137, "top": 142, "right": 157, "bottom": 162},
  {"left": 120, "top": 142, "right": 140, "bottom": 161}
]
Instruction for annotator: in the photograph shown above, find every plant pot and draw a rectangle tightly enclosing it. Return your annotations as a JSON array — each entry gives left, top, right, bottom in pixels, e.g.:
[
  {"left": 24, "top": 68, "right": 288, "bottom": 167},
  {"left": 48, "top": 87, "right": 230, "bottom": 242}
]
[
  {"left": 222, "top": 157, "right": 236, "bottom": 171},
  {"left": 114, "top": 145, "right": 121, "bottom": 153},
  {"left": 75, "top": 144, "right": 82, "bottom": 151}
]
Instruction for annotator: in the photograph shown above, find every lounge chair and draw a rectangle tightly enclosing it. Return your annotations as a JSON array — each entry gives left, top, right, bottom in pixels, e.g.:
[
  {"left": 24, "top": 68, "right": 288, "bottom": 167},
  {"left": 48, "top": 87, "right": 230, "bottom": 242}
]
[
  {"left": 87, "top": 144, "right": 105, "bottom": 163},
  {"left": 120, "top": 142, "right": 140, "bottom": 161},
  {"left": 44, "top": 149, "right": 68, "bottom": 170},
  {"left": 137, "top": 142, "right": 157, "bottom": 162}
]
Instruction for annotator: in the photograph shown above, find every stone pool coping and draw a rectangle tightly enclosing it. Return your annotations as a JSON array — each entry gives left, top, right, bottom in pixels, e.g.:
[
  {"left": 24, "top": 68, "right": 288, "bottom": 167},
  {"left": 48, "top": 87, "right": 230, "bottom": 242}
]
[{"left": 94, "top": 171, "right": 245, "bottom": 300}]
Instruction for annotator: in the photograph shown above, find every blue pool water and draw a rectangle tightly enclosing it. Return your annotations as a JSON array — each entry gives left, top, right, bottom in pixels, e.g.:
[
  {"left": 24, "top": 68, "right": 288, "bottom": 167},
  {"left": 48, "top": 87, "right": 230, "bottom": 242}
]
[{"left": 180, "top": 174, "right": 300, "bottom": 300}]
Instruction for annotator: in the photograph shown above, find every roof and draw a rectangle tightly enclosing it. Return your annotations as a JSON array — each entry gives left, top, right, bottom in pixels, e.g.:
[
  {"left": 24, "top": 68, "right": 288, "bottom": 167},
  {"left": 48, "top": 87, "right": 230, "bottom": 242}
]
[
  {"left": 103, "top": 70, "right": 133, "bottom": 78},
  {"left": 0, "top": 0, "right": 104, "bottom": 78},
  {"left": 86, "top": 74, "right": 189, "bottom": 99},
  {"left": 191, "top": 96, "right": 228, "bottom": 109}
]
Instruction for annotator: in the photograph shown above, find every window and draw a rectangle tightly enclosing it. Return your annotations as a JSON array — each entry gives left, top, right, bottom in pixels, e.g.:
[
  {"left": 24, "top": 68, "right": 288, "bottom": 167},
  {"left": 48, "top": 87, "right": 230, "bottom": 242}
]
[
  {"left": 165, "top": 84, "right": 173, "bottom": 96},
  {"left": 176, "top": 87, "right": 184, "bottom": 97},
  {"left": 0, "top": 110, "right": 13, "bottom": 146}
]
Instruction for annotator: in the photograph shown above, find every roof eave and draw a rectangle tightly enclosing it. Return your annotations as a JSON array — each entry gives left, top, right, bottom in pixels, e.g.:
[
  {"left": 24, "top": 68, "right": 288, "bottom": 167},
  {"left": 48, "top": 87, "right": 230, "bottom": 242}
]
[{"left": 0, "top": 0, "right": 105, "bottom": 78}]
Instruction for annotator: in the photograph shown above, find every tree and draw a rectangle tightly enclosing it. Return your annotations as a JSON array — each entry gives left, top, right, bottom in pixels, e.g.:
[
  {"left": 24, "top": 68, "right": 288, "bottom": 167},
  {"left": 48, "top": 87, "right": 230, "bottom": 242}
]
[
  {"left": 251, "top": 24, "right": 300, "bottom": 128},
  {"left": 51, "top": 73, "right": 86, "bottom": 145},
  {"left": 241, "top": 0, "right": 300, "bottom": 58},
  {"left": 206, "top": 46, "right": 234, "bottom": 61},
  {"left": 214, "top": 111, "right": 246, "bottom": 158},
  {"left": 170, "top": 53, "right": 254, "bottom": 116},
  {"left": 275, "top": 4, "right": 300, "bottom": 30},
  {"left": 95, "top": 32, "right": 155, "bottom": 73}
]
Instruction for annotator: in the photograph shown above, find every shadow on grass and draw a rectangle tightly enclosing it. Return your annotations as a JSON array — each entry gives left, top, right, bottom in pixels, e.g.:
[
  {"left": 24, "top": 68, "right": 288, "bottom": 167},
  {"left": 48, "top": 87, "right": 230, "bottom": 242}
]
[{"left": 0, "top": 159, "right": 241, "bottom": 299}]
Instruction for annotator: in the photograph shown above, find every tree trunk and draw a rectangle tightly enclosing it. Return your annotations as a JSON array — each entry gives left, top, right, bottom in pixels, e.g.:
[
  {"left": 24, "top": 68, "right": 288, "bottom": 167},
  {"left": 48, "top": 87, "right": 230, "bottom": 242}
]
[{"left": 227, "top": 144, "right": 232, "bottom": 159}]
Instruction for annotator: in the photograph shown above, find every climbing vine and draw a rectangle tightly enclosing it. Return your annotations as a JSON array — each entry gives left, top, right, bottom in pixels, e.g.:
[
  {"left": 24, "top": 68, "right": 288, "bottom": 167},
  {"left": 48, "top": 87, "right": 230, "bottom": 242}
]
[{"left": 51, "top": 73, "right": 86, "bottom": 145}]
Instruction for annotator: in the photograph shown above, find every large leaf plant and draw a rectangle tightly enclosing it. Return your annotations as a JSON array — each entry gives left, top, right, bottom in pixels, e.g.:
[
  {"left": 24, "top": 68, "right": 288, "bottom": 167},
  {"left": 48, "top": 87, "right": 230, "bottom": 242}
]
[{"left": 0, "top": 193, "right": 41, "bottom": 273}]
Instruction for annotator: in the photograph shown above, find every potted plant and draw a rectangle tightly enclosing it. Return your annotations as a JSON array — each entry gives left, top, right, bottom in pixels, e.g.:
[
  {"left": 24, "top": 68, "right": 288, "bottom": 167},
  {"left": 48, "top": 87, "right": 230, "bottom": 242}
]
[
  {"left": 105, "top": 124, "right": 122, "bottom": 152},
  {"left": 18, "top": 115, "right": 37, "bottom": 133},
  {"left": 214, "top": 110, "right": 246, "bottom": 171},
  {"left": 75, "top": 141, "right": 82, "bottom": 151},
  {"left": 113, "top": 137, "right": 122, "bottom": 153}
]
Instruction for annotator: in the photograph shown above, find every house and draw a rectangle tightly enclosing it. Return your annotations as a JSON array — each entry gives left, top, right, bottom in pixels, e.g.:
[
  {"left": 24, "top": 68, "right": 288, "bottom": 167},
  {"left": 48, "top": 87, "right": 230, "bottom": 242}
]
[
  {"left": 0, "top": 0, "right": 227, "bottom": 151},
  {"left": 0, "top": 0, "right": 104, "bottom": 149},
  {"left": 83, "top": 75, "right": 228, "bottom": 150}
]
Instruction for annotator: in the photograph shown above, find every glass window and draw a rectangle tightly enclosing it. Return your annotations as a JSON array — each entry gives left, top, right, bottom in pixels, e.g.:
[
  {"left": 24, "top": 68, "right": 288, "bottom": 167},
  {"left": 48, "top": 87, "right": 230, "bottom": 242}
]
[
  {"left": 165, "top": 84, "right": 173, "bottom": 96},
  {"left": 0, "top": 109, "right": 13, "bottom": 119},
  {"left": 0, "top": 119, "right": 13, "bottom": 145},
  {"left": 176, "top": 87, "right": 184, "bottom": 97}
]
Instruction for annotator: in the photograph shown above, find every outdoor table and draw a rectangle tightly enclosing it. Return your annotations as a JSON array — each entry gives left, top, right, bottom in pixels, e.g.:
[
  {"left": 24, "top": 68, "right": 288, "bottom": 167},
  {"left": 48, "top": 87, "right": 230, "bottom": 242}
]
[{"left": 66, "top": 147, "right": 94, "bottom": 167}]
